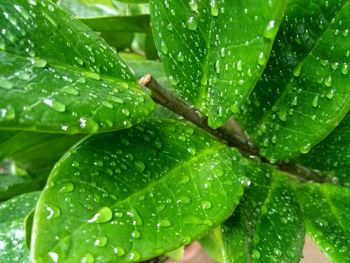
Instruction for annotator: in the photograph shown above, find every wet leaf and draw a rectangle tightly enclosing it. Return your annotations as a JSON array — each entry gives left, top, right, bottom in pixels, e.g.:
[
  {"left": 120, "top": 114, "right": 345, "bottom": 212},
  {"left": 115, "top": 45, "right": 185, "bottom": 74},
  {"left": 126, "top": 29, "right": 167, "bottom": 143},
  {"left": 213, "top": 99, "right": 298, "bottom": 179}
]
[
  {"left": 0, "top": 191, "right": 40, "bottom": 263},
  {"left": 0, "top": 0, "right": 155, "bottom": 134},
  {"left": 217, "top": 167, "right": 304, "bottom": 262},
  {"left": 297, "top": 113, "right": 350, "bottom": 186},
  {"left": 297, "top": 183, "right": 350, "bottom": 262},
  {"left": 0, "top": 131, "right": 81, "bottom": 199},
  {"left": 239, "top": 0, "right": 350, "bottom": 161},
  {"left": 32, "top": 118, "right": 247, "bottom": 262},
  {"left": 150, "top": 0, "right": 286, "bottom": 128}
]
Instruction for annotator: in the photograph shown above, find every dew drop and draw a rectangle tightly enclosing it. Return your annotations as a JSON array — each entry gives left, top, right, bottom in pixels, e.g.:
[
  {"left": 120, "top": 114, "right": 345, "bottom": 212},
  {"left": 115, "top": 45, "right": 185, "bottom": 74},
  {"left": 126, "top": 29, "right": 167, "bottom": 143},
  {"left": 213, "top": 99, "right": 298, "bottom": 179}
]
[
  {"left": 62, "top": 86, "right": 79, "bottom": 96},
  {"left": 312, "top": 95, "right": 319, "bottom": 108},
  {"left": 43, "top": 98, "right": 66, "bottom": 112},
  {"left": 210, "top": 0, "right": 219, "bottom": 16},
  {"left": 88, "top": 207, "right": 113, "bottom": 223},
  {"left": 131, "top": 230, "right": 141, "bottom": 239},
  {"left": 252, "top": 250, "right": 260, "bottom": 259},
  {"left": 341, "top": 63, "right": 349, "bottom": 75},
  {"left": 292, "top": 63, "right": 302, "bottom": 77},
  {"left": 177, "top": 52, "right": 185, "bottom": 62},
  {"left": 189, "top": 0, "right": 198, "bottom": 12},
  {"left": 186, "top": 16, "right": 198, "bottom": 30},
  {"left": 258, "top": 52, "right": 267, "bottom": 65},
  {"left": 58, "top": 183, "right": 74, "bottom": 193},
  {"left": 264, "top": 20, "right": 277, "bottom": 39},
  {"left": 134, "top": 160, "right": 145, "bottom": 173},
  {"left": 80, "top": 253, "right": 94, "bottom": 263},
  {"left": 0, "top": 77, "right": 14, "bottom": 90},
  {"left": 127, "top": 250, "right": 141, "bottom": 262},
  {"left": 94, "top": 236, "right": 108, "bottom": 247},
  {"left": 157, "top": 219, "right": 172, "bottom": 228},
  {"left": 201, "top": 200, "right": 212, "bottom": 209},
  {"left": 160, "top": 41, "right": 168, "bottom": 54},
  {"left": 113, "top": 246, "right": 125, "bottom": 256},
  {"left": 46, "top": 205, "right": 61, "bottom": 220}
]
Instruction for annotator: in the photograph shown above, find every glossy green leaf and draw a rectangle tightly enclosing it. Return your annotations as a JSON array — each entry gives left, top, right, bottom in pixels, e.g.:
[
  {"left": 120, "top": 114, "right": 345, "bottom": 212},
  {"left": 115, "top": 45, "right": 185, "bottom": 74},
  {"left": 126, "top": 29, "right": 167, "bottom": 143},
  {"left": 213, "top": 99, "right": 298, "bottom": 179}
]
[
  {"left": 0, "top": 131, "right": 81, "bottom": 199},
  {"left": 150, "top": 0, "right": 286, "bottom": 128},
  {"left": 219, "top": 167, "right": 304, "bottom": 262},
  {"left": 239, "top": 0, "right": 350, "bottom": 161},
  {"left": 81, "top": 15, "right": 150, "bottom": 33},
  {"left": 297, "top": 183, "right": 350, "bottom": 262},
  {"left": 0, "top": 0, "right": 155, "bottom": 134},
  {"left": 297, "top": 113, "right": 350, "bottom": 185},
  {"left": 0, "top": 191, "right": 40, "bottom": 263},
  {"left": 32, "top": 118, "right": 246, "bottom": 262}
]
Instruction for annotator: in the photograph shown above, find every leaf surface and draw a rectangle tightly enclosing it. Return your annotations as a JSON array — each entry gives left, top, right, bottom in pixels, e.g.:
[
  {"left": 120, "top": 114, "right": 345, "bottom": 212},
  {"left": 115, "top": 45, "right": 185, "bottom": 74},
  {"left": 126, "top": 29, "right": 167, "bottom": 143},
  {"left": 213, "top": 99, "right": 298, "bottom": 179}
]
[
  {"left": 297, "top": 113, "right": 350, "bottom": 185},
  {"left": 0, "top": 192, "right": 40, "bottom": 263},
  {"left": 150, "top": 0, "right": 286, "bottom": 128},
  {"left": 0, "top": 0, "right": 155, "bottom": 133},
  {"left": 208, "top": 166, "right": 304, "bottom": 262},
  {"left": 32, "top": 118, "right": 247, "bottom": 262},
  {"left": 297, "top": 183, "right": 350, "bottom": 262},
  {"left": 239, "top": 0, "right": 350, "bottom": 161}
]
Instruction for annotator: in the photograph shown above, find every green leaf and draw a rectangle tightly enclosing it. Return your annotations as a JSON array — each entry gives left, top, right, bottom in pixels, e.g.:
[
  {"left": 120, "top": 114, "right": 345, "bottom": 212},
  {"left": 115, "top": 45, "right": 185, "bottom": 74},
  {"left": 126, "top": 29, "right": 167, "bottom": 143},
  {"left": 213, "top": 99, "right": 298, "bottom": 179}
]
[
  {"left": 114, "top": 0, "right": 148, "bottom": 4},
  {"left": 296, "top": 183, "right": 350, "bottom": 262},
  {"left": 81, "top": 15, "right": 150, "bottom": 33},
  {"left": 0, "top": 0, "right": 155, "bottom": 134},
  {"left": 238, "top": 0, "right": 350, "bottom": 161},
  {"left": 58, "top": 0, "right": 124, "bottom": 17},
  {"left": 219, "top": 168, "right": 304, "bottom": 262},
  {"left": 297, "top": 113, "right": 350, "bottom": 185},
  {"left": 0, "top": 131, "right": 81, "bottom": 199},
  {"left": 0, "top": 191, "right": 40, "bottom": 263},
  {"left": 150, "top": 0, "right": 286, "bottom": 128},
  {"left": 32, "top": 118, "right": 246, "bottom": 262}
]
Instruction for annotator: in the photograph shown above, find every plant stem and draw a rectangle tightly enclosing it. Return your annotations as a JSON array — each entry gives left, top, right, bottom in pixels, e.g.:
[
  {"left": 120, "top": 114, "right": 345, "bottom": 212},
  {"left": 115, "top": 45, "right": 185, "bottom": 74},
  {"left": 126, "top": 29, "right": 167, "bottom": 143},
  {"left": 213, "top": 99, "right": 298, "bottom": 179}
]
[{"left": 139, "top": 75, "right": 336, "bottom": 185}]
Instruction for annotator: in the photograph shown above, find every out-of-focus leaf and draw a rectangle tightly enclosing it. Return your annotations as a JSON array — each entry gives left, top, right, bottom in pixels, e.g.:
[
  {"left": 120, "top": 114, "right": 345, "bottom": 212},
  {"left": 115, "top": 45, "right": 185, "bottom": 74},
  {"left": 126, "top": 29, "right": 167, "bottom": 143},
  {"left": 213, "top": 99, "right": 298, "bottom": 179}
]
[
  {"left": 297, "top": 183, "right": 350, "bottom": 262},
  {"left": 239, "top": 0, "right": 350, "bottom": 161},
  {"left": 0, "top": 192, "right": 40, "bottom": 263},
  {"left": 150, "top": 0, "right": 286, "bottom": 128},
  {"left": 32, "top": 118, "right": 247, "bottom": 262}
]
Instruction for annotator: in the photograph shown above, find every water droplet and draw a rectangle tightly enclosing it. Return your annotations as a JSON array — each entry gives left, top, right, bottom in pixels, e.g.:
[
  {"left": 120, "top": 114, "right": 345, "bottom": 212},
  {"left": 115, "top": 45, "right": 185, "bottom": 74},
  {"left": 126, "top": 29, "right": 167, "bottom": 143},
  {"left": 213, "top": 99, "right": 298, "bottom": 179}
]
[
  {"left": 0, "top": 77, "right": 14, "bottom": 89},
  {"left": 79, "top": 117, "right": 99, "bottom": 133},
  {"left": 341, "top": 63, "right": 349, "bottom": 75},
  {"left": 62, "top": 86, "right": 79, "bottom": 96},
  {"left": 94, "top": 236, "right": 108, "bottom": 247},
  {"left": 43, "top": 98, "right": 66, "bottom": 112},
  {"left": 239, "top": 177, "right": 251, "bottom": 187},
  {"left": 80, "top": 253, "right": 94, "bottom": 263},
  {"left": 46, "top": 205, "right": 60, "bottom": 220},
  {"left": 134, "top": 160, "right": 145, "bottom": 173},
  {"left": 258, "top": 52, "right": 267, "bottom": 65},
  {"left": 201, "top": 200, "right": 212, "bottom": 209},
  {"left": 84, "top": 72, "right": 100, "bottom": 80},
  {"left": 177, "top": 196, "right": 191, "bottom": 204},
  {"left": 160, "top": 41, "right": 168, "bottom": 54},
  {"left": 312, "top": 95, "right": 319, "bottom": 108},
  {"left": 127, "top": 208, "right": 143, "bottom": 226},
  {"left": 264, "top": 20, "right": 277, "bottom": 39},
  {"left": 326, "top": 89, "right": 336, "bottom": 99},
  {"left": 0, "top": 105, "right": 16, "bottom": 120},
  {"left": 102, "top": 101, "right": 114, "bottom": 109},
  {"left": 252, "top": 250, "right": 260, "bottom": 259},
  {"left": 58, "top": 183, "right": 74, "bottom": 193},
  {"left": 293, "top": 63, "right": 302, "bottom": 77},
  {"left": 236, "top": 60, "right": 243, "bottom": 71},
  {"left": 88, "top": 207, "right": 113, "bottom": 223},
  {"left": 177, "top": 52, "right": 185, "bottom": 62},
  {"left": 127, "top": 250, "right": 141, "bottom": 262},
  {"left": 48, "top": 252, "right": 59, "bottom": 262},
  {"left": 157, "top": 219, "right": 172, "bottom": 228},
  {"left": 131, "top": 230, "right": 141, "bottom": 239},
  {"left": 300, "top": 143, "right": 311, "bottom": 154},
  {"left": 274, "top": 248, "right": 282, "bottom": 257},
  {"left": 187, "top": 147, "right": 196, "bottom": 155},
  {"left": 210, "top": 0, "right": 219, "bottom": 16},
  {"left": 187, "top": 16, "right": 198, "bottom": 30},
  {"left": 189, "top": 0, "right": 198, "bottom": 12},
  {"left": 324, "top": 76, "right": 332, "bottom": 87},
  {"left": 32, "top": 58, "right": 47, "bottom": 68},
  {"left": 113, "top": 246, "right": 125, "bottom": 256}
]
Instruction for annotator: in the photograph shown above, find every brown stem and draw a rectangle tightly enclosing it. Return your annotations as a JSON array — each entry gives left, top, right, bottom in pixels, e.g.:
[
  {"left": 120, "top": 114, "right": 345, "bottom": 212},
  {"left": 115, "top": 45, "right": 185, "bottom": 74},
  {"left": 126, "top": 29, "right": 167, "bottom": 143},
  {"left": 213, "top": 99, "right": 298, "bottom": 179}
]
[{"left": 139, "top": 75, "right": 334, "bottom": 185}]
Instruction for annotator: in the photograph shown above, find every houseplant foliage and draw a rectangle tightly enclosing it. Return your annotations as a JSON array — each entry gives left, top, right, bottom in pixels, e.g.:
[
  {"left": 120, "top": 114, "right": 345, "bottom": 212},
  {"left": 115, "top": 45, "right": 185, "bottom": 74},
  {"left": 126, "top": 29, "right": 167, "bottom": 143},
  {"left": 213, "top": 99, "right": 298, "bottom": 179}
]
[{"left": 0, "top": 0, "right": 349, "bottom": 262}]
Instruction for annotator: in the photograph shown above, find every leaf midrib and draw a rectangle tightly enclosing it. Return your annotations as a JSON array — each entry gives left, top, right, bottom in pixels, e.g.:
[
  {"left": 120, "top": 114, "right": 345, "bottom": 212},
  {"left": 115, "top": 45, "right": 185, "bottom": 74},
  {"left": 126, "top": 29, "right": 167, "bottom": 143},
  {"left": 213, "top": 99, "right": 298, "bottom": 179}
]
[
  {"left": 1, "top": 50, "right": 137, "bottom": 88},
  {"left": 45, "top": 143, "right": 227, "bottom": 256},
  {"left": 251, "top": 0, "right": 350, "bottom": 140}
]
